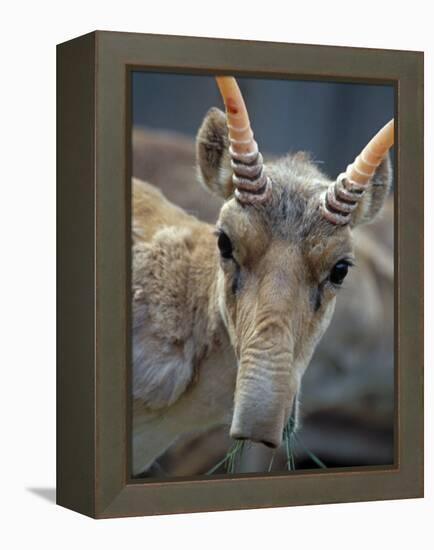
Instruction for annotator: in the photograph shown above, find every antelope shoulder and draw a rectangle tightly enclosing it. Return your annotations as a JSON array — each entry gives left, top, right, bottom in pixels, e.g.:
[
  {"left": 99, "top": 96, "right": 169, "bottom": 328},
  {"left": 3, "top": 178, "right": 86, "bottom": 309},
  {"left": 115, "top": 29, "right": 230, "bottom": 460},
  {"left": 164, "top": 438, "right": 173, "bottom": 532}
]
[{"left": 132, "top": 178, "right": 224, "bottom": 411}]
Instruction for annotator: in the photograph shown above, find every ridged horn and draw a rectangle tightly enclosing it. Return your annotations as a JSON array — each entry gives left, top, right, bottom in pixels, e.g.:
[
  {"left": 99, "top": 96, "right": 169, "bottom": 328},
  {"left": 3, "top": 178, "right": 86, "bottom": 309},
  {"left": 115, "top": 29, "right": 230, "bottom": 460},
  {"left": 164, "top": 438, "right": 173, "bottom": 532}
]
[
  {"left": 216, "top": 76, "right": 272, "bottom": 205},
  {"left": 321, "top": 119, "right": 394, "bottom": 225}
]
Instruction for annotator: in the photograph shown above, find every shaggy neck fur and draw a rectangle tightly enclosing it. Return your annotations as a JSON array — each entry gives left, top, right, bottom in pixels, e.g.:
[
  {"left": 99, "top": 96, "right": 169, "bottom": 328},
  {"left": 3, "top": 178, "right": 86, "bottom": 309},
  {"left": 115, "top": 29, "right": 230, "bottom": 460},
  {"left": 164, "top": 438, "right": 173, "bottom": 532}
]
[{"left": 133, "top": 198, "right": 228, "bottom": 408}]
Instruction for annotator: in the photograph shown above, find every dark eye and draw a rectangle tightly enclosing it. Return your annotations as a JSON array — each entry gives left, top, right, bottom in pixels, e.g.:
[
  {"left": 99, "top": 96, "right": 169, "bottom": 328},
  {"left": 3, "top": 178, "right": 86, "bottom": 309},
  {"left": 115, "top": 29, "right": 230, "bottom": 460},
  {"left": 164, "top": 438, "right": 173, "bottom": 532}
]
[
  {"left": 217, "top": 231, "right": 233, "bottom": 259},
  {"left": 329, "top": 260, "right": 351, "bottom": 286}
]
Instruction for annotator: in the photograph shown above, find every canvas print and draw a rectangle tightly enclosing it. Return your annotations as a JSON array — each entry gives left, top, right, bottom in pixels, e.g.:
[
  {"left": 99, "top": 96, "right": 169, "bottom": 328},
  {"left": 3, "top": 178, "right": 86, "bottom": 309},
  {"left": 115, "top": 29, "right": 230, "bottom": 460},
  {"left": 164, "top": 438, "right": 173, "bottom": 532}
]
[{"left": 130, "top": 73, "right": 395, "bottom": 479}]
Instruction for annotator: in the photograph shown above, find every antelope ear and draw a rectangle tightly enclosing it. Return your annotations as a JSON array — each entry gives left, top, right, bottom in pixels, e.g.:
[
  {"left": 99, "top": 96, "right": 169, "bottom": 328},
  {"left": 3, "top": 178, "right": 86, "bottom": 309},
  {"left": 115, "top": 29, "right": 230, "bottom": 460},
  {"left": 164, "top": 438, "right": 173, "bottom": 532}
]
[
  {"left": 196, "top": 107, "right": 234, "bottom": 200},
  {"left": 350, "top": 154, "right": 393, "bottom": 227}
]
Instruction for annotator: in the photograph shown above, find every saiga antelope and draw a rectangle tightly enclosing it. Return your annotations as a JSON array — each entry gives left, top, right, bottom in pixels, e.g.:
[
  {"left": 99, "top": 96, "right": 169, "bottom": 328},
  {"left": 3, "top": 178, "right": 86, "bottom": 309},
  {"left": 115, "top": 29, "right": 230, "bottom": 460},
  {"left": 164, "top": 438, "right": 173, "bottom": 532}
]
[{"left": 132, "top": 77, "right": 394, "bottom": 476}]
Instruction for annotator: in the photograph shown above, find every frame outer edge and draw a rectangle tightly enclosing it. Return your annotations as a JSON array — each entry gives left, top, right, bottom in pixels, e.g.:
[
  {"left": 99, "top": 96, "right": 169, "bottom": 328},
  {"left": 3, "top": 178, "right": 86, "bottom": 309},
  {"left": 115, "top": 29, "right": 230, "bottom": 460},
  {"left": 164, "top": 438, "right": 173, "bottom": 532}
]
[
  {"left": 56, "top": 31, "right": 97, "bottom": 518},
  {"left": 62, "top": 31, "right": 424, "bottom": 518},
  {"left": 396, "top": 50, "right": 424, "bottom": 498}
]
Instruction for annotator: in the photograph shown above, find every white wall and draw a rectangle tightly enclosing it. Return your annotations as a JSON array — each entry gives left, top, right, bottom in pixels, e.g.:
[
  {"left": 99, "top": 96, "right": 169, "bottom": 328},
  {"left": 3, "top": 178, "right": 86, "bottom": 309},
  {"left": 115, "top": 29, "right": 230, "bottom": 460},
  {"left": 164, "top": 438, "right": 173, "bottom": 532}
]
[{"left": 1, "top": 1, "right": 432, "bottom": 548}]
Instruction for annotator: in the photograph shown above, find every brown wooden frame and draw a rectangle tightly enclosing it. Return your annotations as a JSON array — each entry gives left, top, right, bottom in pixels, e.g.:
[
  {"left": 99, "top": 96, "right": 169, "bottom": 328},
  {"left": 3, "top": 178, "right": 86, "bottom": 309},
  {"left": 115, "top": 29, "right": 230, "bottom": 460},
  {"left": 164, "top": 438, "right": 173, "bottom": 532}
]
[{"left": 57, "top": 30, "right": 424, "bottom": 518}]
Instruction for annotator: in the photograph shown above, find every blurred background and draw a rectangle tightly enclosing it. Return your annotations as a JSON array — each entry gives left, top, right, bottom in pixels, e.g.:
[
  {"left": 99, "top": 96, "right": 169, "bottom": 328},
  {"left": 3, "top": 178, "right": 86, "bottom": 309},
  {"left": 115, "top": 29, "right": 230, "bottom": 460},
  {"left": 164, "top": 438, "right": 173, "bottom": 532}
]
[{"left": 131, "top": 71, "right": 395, "bottom": 476}]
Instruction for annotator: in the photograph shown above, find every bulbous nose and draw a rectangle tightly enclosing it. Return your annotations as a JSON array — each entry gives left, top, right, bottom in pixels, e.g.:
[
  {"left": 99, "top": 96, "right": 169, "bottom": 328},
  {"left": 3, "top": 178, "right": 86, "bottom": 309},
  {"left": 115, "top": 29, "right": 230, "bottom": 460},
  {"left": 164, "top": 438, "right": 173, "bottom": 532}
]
[
  {"left": 230, "top": 323, "right": 296, "bottom": 451},
  {"left": 229, "top": 397, "right": 286, "bottom": 450}
]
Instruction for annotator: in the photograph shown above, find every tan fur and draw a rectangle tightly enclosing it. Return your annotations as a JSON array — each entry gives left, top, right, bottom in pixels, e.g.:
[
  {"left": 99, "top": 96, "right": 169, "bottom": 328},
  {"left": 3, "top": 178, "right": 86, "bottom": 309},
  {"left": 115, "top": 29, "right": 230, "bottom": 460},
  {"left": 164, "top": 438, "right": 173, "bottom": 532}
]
[
  {"left": 132, "top": 109, "right": 392, "bottom": 475},
  {"left": 132, "top": 179, "right": 237, "bottom": 473}
]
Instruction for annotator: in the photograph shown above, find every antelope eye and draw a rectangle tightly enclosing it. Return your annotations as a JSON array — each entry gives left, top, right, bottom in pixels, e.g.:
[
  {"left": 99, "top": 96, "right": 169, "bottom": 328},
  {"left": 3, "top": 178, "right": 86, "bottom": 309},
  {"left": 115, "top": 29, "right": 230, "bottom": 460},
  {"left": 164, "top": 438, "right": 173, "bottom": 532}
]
[
  {"left": 329, "top": 260, "right": 351, "bottom": 286},
  {"left": 217, "top": 231, "right": 233, "bottom": 259}
]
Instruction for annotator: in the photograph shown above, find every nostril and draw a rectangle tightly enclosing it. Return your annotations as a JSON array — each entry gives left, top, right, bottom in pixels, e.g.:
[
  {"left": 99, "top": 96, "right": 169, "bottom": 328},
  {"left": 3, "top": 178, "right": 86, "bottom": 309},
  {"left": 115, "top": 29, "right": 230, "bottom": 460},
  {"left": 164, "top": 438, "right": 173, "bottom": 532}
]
[
  {"left": 232, "top": 434, "right": 278, "bottom": 448},
  {"left": 260, "top": 439, "right": 278, "bottom": 449},
  {"left": 230, "top": 429, "right": 281, "bottom": 449}
]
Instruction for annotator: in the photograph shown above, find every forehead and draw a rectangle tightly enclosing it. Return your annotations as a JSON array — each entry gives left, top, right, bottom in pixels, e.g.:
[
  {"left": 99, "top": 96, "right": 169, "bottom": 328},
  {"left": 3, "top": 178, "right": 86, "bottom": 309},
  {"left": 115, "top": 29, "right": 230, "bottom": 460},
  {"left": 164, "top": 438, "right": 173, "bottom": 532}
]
[{"left": 219, "top": 152, "right": 346, "bottom": 246}]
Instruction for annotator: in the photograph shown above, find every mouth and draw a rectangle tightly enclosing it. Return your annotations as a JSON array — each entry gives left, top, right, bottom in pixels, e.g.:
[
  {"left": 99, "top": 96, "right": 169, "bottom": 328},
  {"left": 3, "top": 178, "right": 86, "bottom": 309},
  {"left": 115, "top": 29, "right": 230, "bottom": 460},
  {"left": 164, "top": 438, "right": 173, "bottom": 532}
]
[
  {"left": 230, "top": 392, "right": 299, "bottom": 451},
  {"left": 205, "top": 393, "right": 323, "bottom": 476},
  {"left": 207, "top": 412, "right": 299, "bottom": 475}
]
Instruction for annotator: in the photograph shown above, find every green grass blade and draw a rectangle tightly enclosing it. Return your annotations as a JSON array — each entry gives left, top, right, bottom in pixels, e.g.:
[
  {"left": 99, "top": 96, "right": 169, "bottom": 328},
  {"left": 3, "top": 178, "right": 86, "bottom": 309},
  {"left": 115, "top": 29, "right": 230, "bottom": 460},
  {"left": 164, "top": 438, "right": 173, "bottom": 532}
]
[
  {"left": 267, "top": 451, "right": 276, "bottom": 472},
  {"left": 206, "top": 439, "right": 246, "bottom": 475},
  {"left": 293, "top": 433, "right": 327, "bottom": 469}
]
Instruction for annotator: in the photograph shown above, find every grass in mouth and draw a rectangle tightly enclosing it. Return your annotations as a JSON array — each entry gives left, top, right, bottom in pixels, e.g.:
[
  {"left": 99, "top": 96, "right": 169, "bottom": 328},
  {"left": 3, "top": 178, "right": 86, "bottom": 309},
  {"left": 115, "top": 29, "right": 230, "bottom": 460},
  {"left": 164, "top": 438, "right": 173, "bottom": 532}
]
[
  {"left": 206, "top": 417, "right": 327, "bottom": 475},
  {"left": 206, "top": 439, "right": 246, "bottom": 475}
]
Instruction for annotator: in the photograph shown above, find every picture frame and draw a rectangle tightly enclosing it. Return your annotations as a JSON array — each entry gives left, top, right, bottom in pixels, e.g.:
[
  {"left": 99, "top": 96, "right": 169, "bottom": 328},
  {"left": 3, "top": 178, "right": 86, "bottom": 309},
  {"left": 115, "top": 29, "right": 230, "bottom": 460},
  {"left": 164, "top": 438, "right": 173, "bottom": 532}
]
[{"left": 57, "top": 30, "right": 424, "bottom": 518}]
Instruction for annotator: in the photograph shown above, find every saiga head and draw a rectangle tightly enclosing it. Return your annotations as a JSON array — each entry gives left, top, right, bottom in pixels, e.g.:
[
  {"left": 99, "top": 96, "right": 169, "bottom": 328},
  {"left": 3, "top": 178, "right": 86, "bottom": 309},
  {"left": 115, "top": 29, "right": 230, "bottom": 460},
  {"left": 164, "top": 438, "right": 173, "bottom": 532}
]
[{"left": 196, "top": 77, "right": 394, "bottom": 448}]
